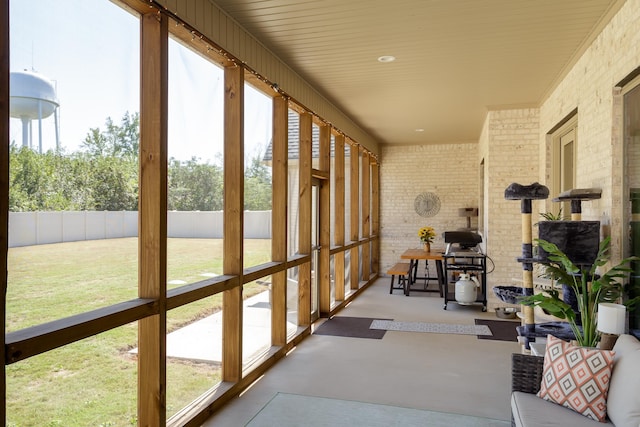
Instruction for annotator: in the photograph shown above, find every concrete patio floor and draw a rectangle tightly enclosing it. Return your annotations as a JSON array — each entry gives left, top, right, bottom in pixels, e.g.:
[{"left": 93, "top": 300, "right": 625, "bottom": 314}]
[{"left": 201, "top": 278, "right": 520, "bottom": 426}]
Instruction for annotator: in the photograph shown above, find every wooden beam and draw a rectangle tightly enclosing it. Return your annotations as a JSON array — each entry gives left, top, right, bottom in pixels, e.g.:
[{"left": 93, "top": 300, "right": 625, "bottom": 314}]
[
  {"left": 318, "top": 125, "right": 331, "bottom": 174},
  {"left": 6, "top": 299, "right": 157, "bottom": 364},
  {"left": 244, "top": 70, "right": 277, "bottom": 99},
  {"left": 361, "top": 152, "right": 370, "bottom": 281},
  {"left": 333, "top": 135, "right": 345, "bottom": 302},
  {"left": 0, "top": 0, "right": 9, "bottom": 420},
  {"left": 271, "top": 96, "right": 288, "bottom": 345},
  {"left": 287, "top": 253, "right": 311, "bottom": 269},
  {"left": 222, "top": 64, "right": 244, "bottom": 382},
  {"left": 298, "top": 112, "right": 312, "bottom": 325},
  {"left": 119, "top": 0, "right": 235, "bottom": 69},
  {"left": 350, "top": 143, "right": 360, "bottom": 290},
  {"left": 138, "top": 11, "right": 169, "bottom": 426},
  {"left": 319, "top": 124, "right": 331, "bottom": 315},
  {"left": 167, "top": 276, "right": 237, "bottom": 310},
  {"left": 311, "top": 169, "right": 329, "bottom": 180},
  {"left": 243, "top": 262, "right": 284, "bottom": 284}
]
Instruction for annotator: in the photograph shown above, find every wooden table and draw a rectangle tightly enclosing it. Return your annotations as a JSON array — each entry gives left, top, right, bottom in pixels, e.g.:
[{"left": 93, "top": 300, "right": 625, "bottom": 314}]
[{"left": 400, "top": 248, "right": 445, "bottom": 296}]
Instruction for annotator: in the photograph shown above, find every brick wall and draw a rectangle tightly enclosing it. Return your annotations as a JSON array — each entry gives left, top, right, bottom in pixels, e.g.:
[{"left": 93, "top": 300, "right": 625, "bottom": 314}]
[
  {"left": 539, "top": 0, "right": 640, "bottom": 263},
  {"left": 479, "top": 109, "right": 542, "bottom": 310},
  {"left": 475, "top": 0, "right": 640, "bottom": 308},
  {"left": 379, "top": 142, "right": 478, "bottom": 271},
  {"left": 378, "top": 1, "right": 640, "bottom": 311}
]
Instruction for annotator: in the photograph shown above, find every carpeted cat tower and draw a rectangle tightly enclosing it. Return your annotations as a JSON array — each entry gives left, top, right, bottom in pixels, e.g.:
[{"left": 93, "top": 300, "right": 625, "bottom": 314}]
[
  {"left": 549, "top": 188, "right": 602, "bottom": 326},
  {"left": 504, "top": 182, "right": 549, "bottom": 349},
  {"left": 554, "top": 188, "right": 602, "bottom": 221},
  {"left": 502, "top": 184, "right": 602, "bottom": 350}
]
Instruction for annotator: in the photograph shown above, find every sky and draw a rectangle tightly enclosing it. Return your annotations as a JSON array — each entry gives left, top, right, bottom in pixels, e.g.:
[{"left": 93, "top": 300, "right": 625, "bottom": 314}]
[{"left": 9, "top": 0, "right": 272, "bottom": 163}]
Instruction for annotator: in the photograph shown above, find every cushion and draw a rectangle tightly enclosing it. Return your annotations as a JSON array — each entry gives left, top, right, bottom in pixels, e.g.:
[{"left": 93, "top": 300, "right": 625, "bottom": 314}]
[
  {"left": 538, "top": 334, "right": 615, "bottom": 422},
  {"left": 511, "top": 391, "right": 610, "bottom": 427},
  {"left": 607, "top": 334, "right": 640, "bottom": 427}
]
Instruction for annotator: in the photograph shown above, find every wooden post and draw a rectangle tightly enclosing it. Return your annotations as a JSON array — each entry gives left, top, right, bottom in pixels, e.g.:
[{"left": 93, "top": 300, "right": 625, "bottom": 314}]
[
  {"left": 271, "top": 96, "right": 288, "bottom": 345},
  {"left": 361, "top": 152, "right": 370, "bottom": 281},
  {"left": 371, "top": 159, "right": 380, "bottom": 276},
  {"left": 222, "top": 64, "right": 244, "bottom": 382},
  {"left": 334, "top": 135, "right": 346, "bottom": 302},
  {"left": 298, "top": 112, "right": 312, "bottom": 325},
  {"left": 319, "top": 124, "right": 331, "bottom": 315},
  {"left": 0, "top": 0, "right": 9, "bottom": 422},
  {"left": 138, "top": 11, "right": 168, "bottom": 426},
  {"left": 350, "top": 143, "right": 360, "bottom": 290}
]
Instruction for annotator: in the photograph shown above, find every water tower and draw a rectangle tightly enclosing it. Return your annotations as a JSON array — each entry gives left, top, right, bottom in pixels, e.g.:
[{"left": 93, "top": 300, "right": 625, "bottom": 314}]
[{"left": 9, "top": 70, "right": 60, "bottom": 153}]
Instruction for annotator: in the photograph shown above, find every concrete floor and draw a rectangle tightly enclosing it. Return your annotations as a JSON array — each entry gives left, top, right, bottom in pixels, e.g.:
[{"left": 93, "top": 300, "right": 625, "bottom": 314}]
[{"left": 201, "top": 278, "right": 520, "bottom": 426}]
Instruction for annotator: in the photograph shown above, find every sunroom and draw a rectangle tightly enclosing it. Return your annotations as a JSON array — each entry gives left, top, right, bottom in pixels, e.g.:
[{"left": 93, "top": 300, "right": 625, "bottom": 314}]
[{"left": 1, "top": 0, "right": 640, "bottom": 425}]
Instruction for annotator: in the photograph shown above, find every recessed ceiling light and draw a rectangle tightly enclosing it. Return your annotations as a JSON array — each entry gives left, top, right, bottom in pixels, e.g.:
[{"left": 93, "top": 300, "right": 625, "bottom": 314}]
[
  {"left": 415, "top": 128, "right": 425, "bottom": 132},
  {"left": 377, "top": 55, "right": 396, "bottom": 63}
]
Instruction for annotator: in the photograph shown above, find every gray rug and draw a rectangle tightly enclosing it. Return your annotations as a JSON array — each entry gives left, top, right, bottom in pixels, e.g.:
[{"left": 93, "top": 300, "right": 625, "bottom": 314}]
[
  {"left": 246, "top": 392, "right": 510, "bottom": 426},
  {"left": 313, "top": 316, "right": 391, "bottom": 339},
  {"left": 370, "top": 320, "right": 492, "bottom": 336}
]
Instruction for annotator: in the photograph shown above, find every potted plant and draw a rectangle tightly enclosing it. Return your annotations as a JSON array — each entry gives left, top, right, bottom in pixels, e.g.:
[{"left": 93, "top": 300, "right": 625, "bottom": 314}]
[
  {"left": 418, "top": 226, "right": 436, "bottom": 252},
  {"left": 521, "top": 237, "right": 638, "bottom": 347}
]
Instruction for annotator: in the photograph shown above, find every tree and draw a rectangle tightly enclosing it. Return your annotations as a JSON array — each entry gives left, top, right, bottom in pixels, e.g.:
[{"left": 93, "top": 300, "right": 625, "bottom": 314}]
[
  {"left": 10, "top": 112, "right": 140, "bottom": 212},
  {"left": 81, "top": 112, "right": 139, "bottom": 158},
  {"left": 9, "top": 112, "right": 275, "bottom": 213},
  {"left": 78, "top": 112, "right": 139, "bottom": 210},
  {"left": 244, "top": 155, "right": 272, "bottom": 210},
  {"left": 9, "top": 145, "right": 76, "bottom": 211},
  {"left": 83, "top": 154, "right": 138, "bottom": 211},
  {"left": 168, "top": 157, "right": 223, "bottom": 211}
]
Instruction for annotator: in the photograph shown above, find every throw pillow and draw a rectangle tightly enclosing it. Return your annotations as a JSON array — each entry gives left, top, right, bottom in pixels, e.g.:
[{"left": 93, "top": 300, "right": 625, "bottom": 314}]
[{"left": 538, "top": 334, "right": 615, "bottom": 422}]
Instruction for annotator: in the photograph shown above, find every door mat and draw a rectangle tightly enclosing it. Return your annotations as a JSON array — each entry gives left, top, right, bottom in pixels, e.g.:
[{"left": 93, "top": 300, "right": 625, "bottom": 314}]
[
  {"left": 474, "top": 319, "right": 519, "bottom": 342},
  {"left": 370, "top": 320, "right": 491, "bottom": 336},
  {"left": 313, "top": 316, "right": 391, "bottom": 339}
]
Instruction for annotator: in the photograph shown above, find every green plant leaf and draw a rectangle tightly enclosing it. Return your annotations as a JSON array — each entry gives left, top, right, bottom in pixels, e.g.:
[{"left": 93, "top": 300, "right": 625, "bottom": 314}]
[
  {"left": 529, "top": 237, "right": 638, "bottom": 347},
  {"left": 520, "top": 291, "right": 575, "bottom": 322}
]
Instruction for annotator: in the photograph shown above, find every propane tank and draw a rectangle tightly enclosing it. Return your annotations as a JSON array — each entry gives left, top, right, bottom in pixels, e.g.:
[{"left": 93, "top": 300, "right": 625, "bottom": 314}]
[{"left": 455, "top": 273, "right": 479, "bottom": 305}]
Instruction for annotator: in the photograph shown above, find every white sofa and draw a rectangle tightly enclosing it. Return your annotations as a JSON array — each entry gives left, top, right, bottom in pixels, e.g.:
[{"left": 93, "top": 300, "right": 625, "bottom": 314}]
[{"left": 510, "top": 334, "right": 640, "bottom": 427}]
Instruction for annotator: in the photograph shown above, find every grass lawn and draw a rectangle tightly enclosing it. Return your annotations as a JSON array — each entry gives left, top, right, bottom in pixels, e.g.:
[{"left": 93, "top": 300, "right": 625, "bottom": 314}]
[{"left": 6, "top": 238, "right": 271, "bottom": 426}]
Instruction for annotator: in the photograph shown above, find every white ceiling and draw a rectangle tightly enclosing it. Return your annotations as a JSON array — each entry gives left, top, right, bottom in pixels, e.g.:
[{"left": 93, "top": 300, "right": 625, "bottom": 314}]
[{"left": 211, "top": 0, "right": 624, "bottom": 146}]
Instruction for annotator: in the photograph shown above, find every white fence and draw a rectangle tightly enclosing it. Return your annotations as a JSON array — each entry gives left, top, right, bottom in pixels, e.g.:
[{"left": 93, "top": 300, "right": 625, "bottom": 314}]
[{"left": 8, "top": 211, "right": 272, "bottom": 248}]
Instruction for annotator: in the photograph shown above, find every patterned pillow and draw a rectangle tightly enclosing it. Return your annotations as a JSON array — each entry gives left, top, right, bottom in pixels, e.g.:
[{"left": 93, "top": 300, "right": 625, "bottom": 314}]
[{"left": 538, "top": 334, "right": 616, "bottom": 422}]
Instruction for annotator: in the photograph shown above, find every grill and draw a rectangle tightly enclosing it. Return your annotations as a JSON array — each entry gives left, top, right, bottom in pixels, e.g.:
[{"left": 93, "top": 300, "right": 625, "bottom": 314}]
[{"left": 443, "top": 231, "right": 483, "bottom": 256}]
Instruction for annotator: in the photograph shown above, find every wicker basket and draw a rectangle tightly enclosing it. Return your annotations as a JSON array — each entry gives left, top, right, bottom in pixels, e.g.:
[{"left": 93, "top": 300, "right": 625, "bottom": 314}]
[
  {"left": 510, "top": 353, "right": 545, "bottom": 427},
  {"left": 511, "top": 353, "right": 544, "bottom": 394}
]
